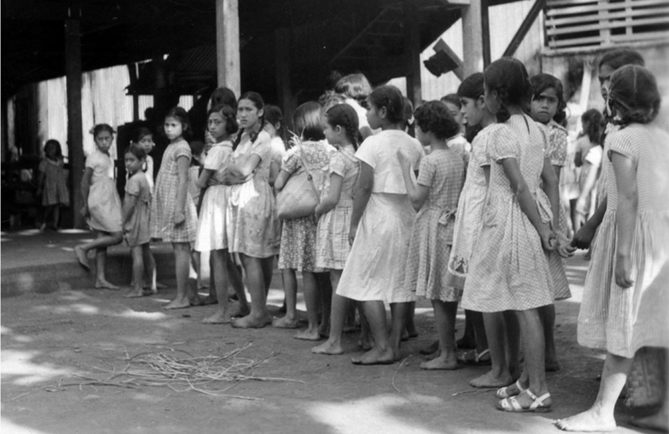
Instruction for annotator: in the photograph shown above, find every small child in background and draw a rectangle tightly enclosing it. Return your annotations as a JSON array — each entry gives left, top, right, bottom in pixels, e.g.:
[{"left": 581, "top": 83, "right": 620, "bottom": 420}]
[
  {"left": 37, "top": 139, "right": 69, "bottom": 231},
  {"left": 188, "top": 139, "right": 210, "bottom": 297},
  {"left": 151, "top": 107, "right": 200, "bottom": 309},
  {"left": 122, "top": 143, "right": 156, "bottom": 298},
  {"left": 74, "top": 125, "right": 124, "bottom": 288},
  {"left": 312, "top": 103, "right": 361, "bottom": 355},
  {"left": 129, "top": 128, "right": 156, "bottom": 191},
  {"left": 574, "top": 109, "right": 604, "bottom": 229},
  {"left": 274, "top": 101, "right": 336, "bottom": 340},
  {"left": 529, "top": 73, "right": 572, "bottom": 372},
  {"left": 263, "top": 104, "right": 287, "bottom": 187},
  {"left": 398, "top": 101, "right": 465, "bottom": 370}
]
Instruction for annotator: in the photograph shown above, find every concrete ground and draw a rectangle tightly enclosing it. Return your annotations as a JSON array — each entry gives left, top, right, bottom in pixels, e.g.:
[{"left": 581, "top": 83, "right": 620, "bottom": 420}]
[{"left": 1, "top": 230, "right": 657, "bottom": 434}]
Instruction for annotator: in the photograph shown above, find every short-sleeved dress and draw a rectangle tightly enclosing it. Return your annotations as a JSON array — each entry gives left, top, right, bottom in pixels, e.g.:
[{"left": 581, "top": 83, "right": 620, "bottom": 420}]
[
  {"left": 278, "top": 140, "right": 335, "bottom": 272},
  {"left": 404, "top": 148, "right": 465, "bottom": 302},
  {"left": 150, "top": 140, "right": 198, "bottom": 242},
  {"left": 86, "top": 150, "right": 122, "bottom": 233},
  {"left": 315, "top": 147, "right": 360, "bottom": 270},
  {"left": 447, "top": 124, "right": 501, "bottom": 289},
  {"left": 195, "top": 141, "right": 233, "bottom": 252},
  {"left": 124, "top": 171, "right": 151, "bottom": 247},
  {"left": 577, "top": 124, "right": 669, "bottom": 358},
  {"left": 226, "top": 130, "right": 278, "bottom": 258},
  {"left": 39, "top": 158, "right": 70, "bottom": 207},
  {"left": 336, "top": 130, "right": 425, "bottom": 303},
  {"left": 462, "top": 114, "right": 554, "bottom": 312}
]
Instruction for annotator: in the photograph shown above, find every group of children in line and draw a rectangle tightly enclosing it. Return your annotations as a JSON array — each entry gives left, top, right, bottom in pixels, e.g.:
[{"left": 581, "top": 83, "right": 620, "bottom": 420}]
[{"left": 55, "top": 51, "right": 667, "bottom": 429}]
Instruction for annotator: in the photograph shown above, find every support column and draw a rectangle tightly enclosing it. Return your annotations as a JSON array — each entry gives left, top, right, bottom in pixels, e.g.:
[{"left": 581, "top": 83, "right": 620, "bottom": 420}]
[
  {"left": 216, "top": 0, "right": 241, "bottom": 96},
  {"left": 481, "top": 0, "right": 491, "bottom": 67},
  {"left": 275, "top": 28, "right": 295, "bottom": 122},
  {"left": 462, "top": 0, "right": 484, "bottom": 76},
  {"left": 404, "top": 0, "right": 422, "bottom": 105},
  {"left": 65, "top": 14, "right": 84, "bottom": 228}
]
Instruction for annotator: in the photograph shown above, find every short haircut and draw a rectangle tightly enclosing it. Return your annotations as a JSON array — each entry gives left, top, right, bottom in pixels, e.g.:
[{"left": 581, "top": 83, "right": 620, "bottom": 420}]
[
  {"left": 414, "top": 100, "right": 460, "bottom": 140},
  {"left": 368, "top": 85, "right": 405, "bottom": 124}
]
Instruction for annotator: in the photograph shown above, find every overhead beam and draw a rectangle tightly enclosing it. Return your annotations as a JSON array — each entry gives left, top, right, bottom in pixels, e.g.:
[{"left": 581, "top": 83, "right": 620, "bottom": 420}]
[{"left": 502, "top": 0, "right": 545, "bottom": 58}]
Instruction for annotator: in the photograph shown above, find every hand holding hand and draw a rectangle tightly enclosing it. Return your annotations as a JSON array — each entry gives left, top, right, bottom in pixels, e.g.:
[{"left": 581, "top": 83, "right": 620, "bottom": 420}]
[
  {"left": 174, "top": 210, "right": 186, "bottom": 226},
  {"left": 572, "top": 222, "right": 596, "bottom": 249}
]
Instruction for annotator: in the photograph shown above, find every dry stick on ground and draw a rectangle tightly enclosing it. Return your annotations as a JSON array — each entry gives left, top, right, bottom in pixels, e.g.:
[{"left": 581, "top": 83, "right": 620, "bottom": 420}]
[{"left": 392, "top": 356, "right": 412, "bottom": 395}]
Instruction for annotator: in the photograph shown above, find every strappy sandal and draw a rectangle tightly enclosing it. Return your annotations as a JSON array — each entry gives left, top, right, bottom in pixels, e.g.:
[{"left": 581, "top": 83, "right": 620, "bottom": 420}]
[
  {"left": 496, "top": 380, "right": 526, "bottom": 399},
  {"left": 496, "top": 389, "right": 552, "bottom": 413}
]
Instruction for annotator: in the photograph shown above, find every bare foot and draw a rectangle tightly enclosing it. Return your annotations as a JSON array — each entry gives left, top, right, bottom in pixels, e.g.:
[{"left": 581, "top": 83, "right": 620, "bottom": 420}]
[
  {"left": 202, "top": 311, "right": 231, "bottom": 324},
  {"left": 163, "top": 297, "right": 191, "bottom": 310},
  {"left": 229, "top": 301, "right": 249, "bottom": 318},
  {"left": 469, "top": 370, "right": 514, "bottom": 388},
  {"left": 312, "top": 339, "right": 344, "bottom": 355},
  {"left": 420, "top": 340, "right": 439, "bottom": 355},
  {"left": 351, "top": 347, "right": 395, "bottom": 365},
  {"left": 420, "top": 355, "right": 458, "bottom": 370},
  {"left": 74, "top": 246, "right": 89, "bottom": 271},
  {"left": 272, "top": 315, "right": 299, "bottom": 329},
  {"left": 554, "top": 407, "right": 616, "bottom": 432},
  {"left": 124, "top": 288, "right": 145, "bottom": 298},
  {"left": 295, "top": 328, "right": 321, "bottom": 341},
  {"left": 95, "top": 279, "right": 119, "bottom": 290},
  {"left": 231, "top": 313, "right": 272, "bottom": 329}
]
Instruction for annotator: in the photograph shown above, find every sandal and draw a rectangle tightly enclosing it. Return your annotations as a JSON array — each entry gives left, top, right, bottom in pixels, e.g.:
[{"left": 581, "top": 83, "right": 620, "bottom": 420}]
[
  {"left": 457, "top": 348, "right": 491, "bottom": 365},
  {"left": 496, "top": 380, "right": 526, "bottom": 399},
  {"left": 496, "top": 389, "right": 552, "bottom": 413}
]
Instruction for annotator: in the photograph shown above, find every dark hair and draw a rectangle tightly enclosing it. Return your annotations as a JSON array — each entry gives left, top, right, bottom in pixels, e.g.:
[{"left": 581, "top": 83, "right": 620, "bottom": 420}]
[
  {"left": 131, "top": 127, "right": 152, "bottom": 144},
  {"left": 92, "top": 123, "right": 114, "bottom": 137},
  {"left": 440, "top": 93, "right": 461, "bottom": 109},
  {"left": 581, "top": 109, "right": 603, "bottom": 145},
  {"left": 233, "top": 91, "right": 265, "bottom": 150},
  {"left": 530, "top": 73, "right": 567, "bottom": 124},
  {"left": 210, "top": 87, "right": 237, "bottom": 111},
  {"left": 368, "top": 85, "right": 405, "bottom": 124},
  {"left": 189, "top": 140, "right": 205, "bottom": 159},
  {"left": 293, "top": 101, "right": 325, "bottom": 141},
  {"left": 264, "top": 105, "right": 283, "bottom": 128},
  {"left": 608, "top": 65, "right": 661, "bottom": 125},
  {"left": 598, "top": 48, "right": 645, "bottom": 71},
  {"left": 44, "top": 139, "right": 63, "bottom": 159},
  {"left": 164, "top": 106, "right": 192, "bottom": 140},
  {"left": 326, "top": 103, "right": 360, "bottom": 149},
  {"left": 484, "top": 57, "right": 532, "bottom": 122},
  {"left": 414, "top": 101, "right": 460, "bottom": 140},
  {"left": 208, "top": 104, "right": 238, "bottom": 136},
  {"left": 458, "top": 73, "right": 484, "bottom": 99},
  {"left": 125, "top": 142, "right": 147, "bottom": 160},
  {"left": 319, "top": 92, "right": 346, "bottom": 111},
  {"left": 335, "top": 73, "right": 372, "bottom": 100}
]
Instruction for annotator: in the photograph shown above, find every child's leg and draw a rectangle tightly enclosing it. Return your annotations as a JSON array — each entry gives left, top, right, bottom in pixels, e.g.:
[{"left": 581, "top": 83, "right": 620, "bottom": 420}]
[
  {"left": 226, "top": 256, "right": 248, "bottom": 316},
  {"left": 164, "top": 242, "right": 192, "bottom": 309},
  {"left": 295, "top": 271, "right": 321, "bottom": 340},
  {"left": 273, "top": 269, "right": 298, "bottom": 328},
  {"left": 125, "top": 245, "right": 145, "bottom": 297},
  {"left": 421, "top": 300, "right": 459, "bottom": 370},
  {"left": 313, "top": 270, "right": 349, "bottom": 354},
  {"left": 74, "top": 230, "right": 122, "bottom": 274},
  {"left": 389, "top": 302, "right": 410, "bottom": 359},
  {"left": 470, "top": 311, "right": 514, "bottom": 388},
  {"left": 470, "top": 310, "right": 489, "bottom": 354},
  {"left": 405, "top": 302, "right": 418, "bottom": 338},
  {"left": 351, "top": 300, "right": 394, "bottom": 365},
  {"left": 231, "top": 254, "right": 272, "bottom": 328},
  {"left": 52, "top": 205, "right": 60, "bottom": 229},
  {"left": 205, "top": 253, "right": 217, "bottom": 303},
  {"left": 261, "top": 256, "right": 274, "bottom": 295},
  {"left": 317, "top": 272, "right": 332, "bottom": 337},
  {"left": 357, "top": 303, "right": 372, "bottom": 350},
  {"left": 503, "top": 310, "right": 521, "bottom": 379},
  {"left": 91, "top": 231, "right": 123, "bottom": 288},
  {"left": 142, "top": 245, "right": 157, "bottom": 293},
  {"left": 556, "top": 352, "right": 631, "bottom": 431},
  {"left": 539, "top": 303, "right": 560, "bottom": 371},
  {"left": 203, "top": 249, "right": 231, "bottom": 323},
  {"left": 512, "top": 308, "right": 549, "bottom": 402},
  {"left": 457, "top": 310, "right": 477, "bottom": 349}
]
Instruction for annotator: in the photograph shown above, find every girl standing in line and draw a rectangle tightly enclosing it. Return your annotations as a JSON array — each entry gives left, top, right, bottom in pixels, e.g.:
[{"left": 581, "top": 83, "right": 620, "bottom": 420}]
[
  {"left": 556, "top": 65, "right": 669, "bottom": 432},
  {"left": 398, "top": 101, "right": 465, "bottom": 370},
  {"left": 312, "top": 103, "right": 361, "bottom": 355},
  {"left": 461, "top": 58, "right": 560, "bottom": 412},
  {"left": 37, "top": 139, "right": 69, "bottom": 231},
  {"left": 222, "top": 92, "right": 278, "bottom": 329},
  {"left": 274, "top": 102, "right": 335, "bottom": 339},
  {"left": 529, "top": 73, "right": 572, "bottom": 372},
  {"left": 129, "top": 128, "right": 156, "bottom": 191},
  {"left": 336, "top": 85, "right": 424, "bottom": 365},
  {"left": 121, "top": 144, "right": 154, "bottom": 298},
  {"left": 151, "top": 107, "right": 199, "bottom": 309},
  {"left": 195, "top": 104, "right": 248, "bottom": 323},
  {"left": 74, "top": 124, "right": 123, "bottom": 288}
]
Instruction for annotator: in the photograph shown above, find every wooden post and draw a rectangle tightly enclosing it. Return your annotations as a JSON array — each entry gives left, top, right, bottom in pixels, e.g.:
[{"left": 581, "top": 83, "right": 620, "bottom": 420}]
[
  {"left": 275, "top": 28, "right": 295, "bottom": 123},
  {"left": 65, "top": 14, "right": 84, "bottom": 228},
  {"left": 216, "top": 0, "right": 241, "bottom": 96},
  {"left": 404, "top": 0, "right": 422, "bottom": 105},
  {"left": 127, "top": 63, "right": 139, "bottom": 121},
  {"left": 462, "top": 0, "right": 484, "bottom": 76},
  {"left": 481, "top": 0, "right": 491, "bottom": 67}
]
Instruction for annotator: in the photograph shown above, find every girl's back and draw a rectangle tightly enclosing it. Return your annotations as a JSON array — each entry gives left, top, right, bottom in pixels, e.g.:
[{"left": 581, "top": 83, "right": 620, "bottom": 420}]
[{"left": 419, "top": 148, "right": 464, "bottom": 210}]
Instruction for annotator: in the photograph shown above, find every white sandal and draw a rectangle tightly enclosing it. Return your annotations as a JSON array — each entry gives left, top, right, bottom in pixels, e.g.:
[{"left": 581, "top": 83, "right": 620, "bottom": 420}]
[
  {"left": 495, "top": 380, "right": 526, "bottom": 399},
  {"left": 496, "top": 389, "right": 552, "bottom": 413}
]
